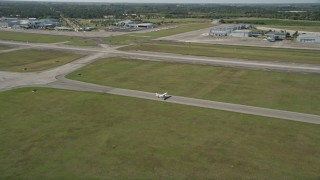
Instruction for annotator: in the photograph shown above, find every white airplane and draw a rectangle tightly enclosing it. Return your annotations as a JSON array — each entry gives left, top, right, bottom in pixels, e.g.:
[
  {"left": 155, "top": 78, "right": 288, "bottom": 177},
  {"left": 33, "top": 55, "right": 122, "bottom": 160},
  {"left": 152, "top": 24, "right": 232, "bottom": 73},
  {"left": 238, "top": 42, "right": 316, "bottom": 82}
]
[{"left": 156, "top": 92, "right": 170, "bottom": 100}]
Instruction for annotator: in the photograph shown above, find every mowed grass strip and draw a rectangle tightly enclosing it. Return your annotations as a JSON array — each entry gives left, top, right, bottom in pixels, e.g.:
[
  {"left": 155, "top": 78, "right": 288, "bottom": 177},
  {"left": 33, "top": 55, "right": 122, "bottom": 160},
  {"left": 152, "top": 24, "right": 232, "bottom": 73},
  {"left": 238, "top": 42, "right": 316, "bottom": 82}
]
[
  {"left": 120, "top": 42, "right": 320, "bottom": 64},
  {"left": 0, "top": 31, "right": 79, "bottom": 43},
  {"left": 106, "top": 23, "right": 212, "bottom": 45},
  {"left": 0, "top": 49, "right": 84, "bottom": 72},
  {"left": 0, "top": 88, "right": 319, "bottom": 179},
  {"left": 0, "top": 45, "right": 10, "bottom": 50},
  {"left": 65, "top": 39, "right": 98, "bottom": 46},
  {"left": 67, "top": 57, "right": 320, "bottom": 115}
]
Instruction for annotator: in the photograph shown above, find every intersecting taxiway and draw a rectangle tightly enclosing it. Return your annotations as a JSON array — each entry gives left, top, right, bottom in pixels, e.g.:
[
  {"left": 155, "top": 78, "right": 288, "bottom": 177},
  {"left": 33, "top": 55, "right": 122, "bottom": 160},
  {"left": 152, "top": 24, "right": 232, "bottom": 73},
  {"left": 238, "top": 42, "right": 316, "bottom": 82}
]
[{"left": 0, "top": 40, "right": 320, "bottom": 124}]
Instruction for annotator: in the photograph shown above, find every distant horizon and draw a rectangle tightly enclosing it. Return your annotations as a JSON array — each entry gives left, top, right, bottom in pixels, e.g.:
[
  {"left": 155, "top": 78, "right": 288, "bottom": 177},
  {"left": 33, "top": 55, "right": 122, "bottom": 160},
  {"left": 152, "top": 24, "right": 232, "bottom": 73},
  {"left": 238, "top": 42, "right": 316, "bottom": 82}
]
[{"left": 6, "top": 0, "right": 320, "bottom": 4}]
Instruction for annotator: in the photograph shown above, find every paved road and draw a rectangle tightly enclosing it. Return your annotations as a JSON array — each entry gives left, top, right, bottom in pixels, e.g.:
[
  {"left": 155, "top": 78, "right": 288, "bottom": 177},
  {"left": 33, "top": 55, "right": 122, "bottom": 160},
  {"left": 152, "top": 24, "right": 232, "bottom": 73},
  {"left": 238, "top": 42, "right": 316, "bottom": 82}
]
[
  {"left": 2, "top": 70, "right": 319, "bottom": 124},
  {"left": 1, "top": 40, "right": 320, "bottom": 74},
  {"left": 0, "top": 41, "right": 68, "bottom": 54},
  {"left": 0, "top": 46, "right": 31, "bottom": 54}
]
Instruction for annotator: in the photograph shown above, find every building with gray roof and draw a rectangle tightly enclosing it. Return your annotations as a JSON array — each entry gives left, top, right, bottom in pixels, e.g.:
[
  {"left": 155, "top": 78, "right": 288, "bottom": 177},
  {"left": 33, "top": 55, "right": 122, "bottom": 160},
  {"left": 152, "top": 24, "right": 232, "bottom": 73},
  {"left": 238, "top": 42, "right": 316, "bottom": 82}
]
[
  {"left": 137, "top": 23, "right": 154, "bottom": 29},
  {"left": 115, "top": 20, "right": 135, "bottom": 27},
  {"left": 114, "top": 20, "right": 155, "bottom": 29},
  {"left": 230, "top": 30, "right": 253, "bottom": 37},
  {"left": 297, "top": 34, "right": 320, "bottom": 43},
  {"left": 209, "top": 24, "right": 253, "bottom": 37},
  {"left": 0, "top": 18, "right": 61, "bottom": 29},
  {"left": 265, "top": 32, "right": 287, "bottom": 40}
]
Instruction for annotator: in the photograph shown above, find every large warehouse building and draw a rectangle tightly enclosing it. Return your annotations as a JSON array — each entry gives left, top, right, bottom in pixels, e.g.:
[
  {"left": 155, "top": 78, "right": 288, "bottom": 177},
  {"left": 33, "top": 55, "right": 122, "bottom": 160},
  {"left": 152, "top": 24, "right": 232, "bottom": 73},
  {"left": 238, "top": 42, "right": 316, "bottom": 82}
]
[
  {"left": 297, "top": 34, "right": 320, "bottom": 43},
  {"left": 209, "top": 24, "right": 253, "bottom": 36},
  {"left": 115, "top": 20, "right": 154, "bottom": 29},
  {"left": 265, "top": 32, "right": 287, "bottom": 41},
  {"left": 230, "top": 30, "right": 253, "bottom": 37},
  {"left": 0, "top": 18, "right": 60, "bottom": 29},
  {"left": 137, "top": 23, "right": 154, "bottom": 29}
]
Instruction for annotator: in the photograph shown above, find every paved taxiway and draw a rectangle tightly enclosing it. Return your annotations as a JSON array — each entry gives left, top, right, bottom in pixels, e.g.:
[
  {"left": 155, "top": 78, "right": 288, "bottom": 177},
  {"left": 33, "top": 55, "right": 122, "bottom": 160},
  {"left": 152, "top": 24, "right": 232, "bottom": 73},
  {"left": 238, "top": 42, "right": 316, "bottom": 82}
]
[
  {"left": 0, "top": 40, "right": 320, "bottom": 124},
  {"left": 116, "top": 51, "right": 320, "bottom": 74},
  {"left": 0, "top": 53, "right": 106, "bottom": 92},
  {"left": 47, "top": 77, "right": 320, "bottom": 125},
  {"left": 1, "top": 40, "right": 320, "bottom": 74}
]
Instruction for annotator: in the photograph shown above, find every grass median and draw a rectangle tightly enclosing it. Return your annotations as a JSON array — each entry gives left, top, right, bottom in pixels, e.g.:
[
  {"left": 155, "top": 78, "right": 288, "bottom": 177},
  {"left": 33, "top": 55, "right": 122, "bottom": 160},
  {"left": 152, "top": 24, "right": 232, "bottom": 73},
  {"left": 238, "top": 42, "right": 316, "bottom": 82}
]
[
  {"left": 0, "top": 31, "right": 100, "bottom": 46},
  {"left": 0, "top": 49, "right": 84, "bottom": 72},
  {"left": 120, "top": 41, "right": 320, "bottom": 64},
  {"left": 0, "top": 31, "right": 81, "bottom": 43},
  {"left": 65, "top": 39, "right": 98, "bottom": 46},
  {"left": 0, "top": 45, "right": 10, "bottom": 50},
  {"left": 0, "top": 87, "right": 319, "bottom": 179},
  {"left": 67, "top": 57, "right": 320, "bottom": 115}
]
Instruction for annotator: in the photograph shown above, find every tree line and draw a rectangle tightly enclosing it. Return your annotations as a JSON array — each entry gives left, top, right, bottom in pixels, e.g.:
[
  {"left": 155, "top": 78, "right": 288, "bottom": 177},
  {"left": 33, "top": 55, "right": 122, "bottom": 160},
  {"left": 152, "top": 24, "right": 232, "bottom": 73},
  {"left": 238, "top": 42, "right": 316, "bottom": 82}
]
[{"left": 0, "top": 1, "right": 319, "bottom": 21}]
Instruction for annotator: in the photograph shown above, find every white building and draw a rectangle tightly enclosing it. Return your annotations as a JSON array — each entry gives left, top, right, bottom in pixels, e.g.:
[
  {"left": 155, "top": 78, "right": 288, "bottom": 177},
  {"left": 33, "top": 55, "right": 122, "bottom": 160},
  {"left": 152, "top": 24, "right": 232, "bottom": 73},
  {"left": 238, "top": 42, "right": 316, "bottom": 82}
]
[
  {"left": 265, "top": 32, "right": 287, "bottom": 40},
  {"left": 115, "top": 20, "right": 155, "bottom": 29},
  {"left": 209, "top": 24, "right": 253, "bottom": 36},
  {"left": 297, "top": 34, "right": 320, "bottom": 43},
  {"left": 55, "top": 26, "right": 73, "bottom": 31},
  {"left": 211, "top": 19, "right": 221, "bottom": 24},
  {"left": 230, "top": 30, "right": 252, "bottom": 37},
  {"left": 209, "top": 26, "right": 234, "bottom": 36},
  {"left": 115, "top": 20, "right": 135, "bottom": 27},
  {"left": 103, "top": 15, "right": 115, "bottom": 19},
  {"left": 0, "top": 18, "right": 60, "bottom": 29},
  {"left": 0, "top": 21, "right": 9, "bottom": 28}
]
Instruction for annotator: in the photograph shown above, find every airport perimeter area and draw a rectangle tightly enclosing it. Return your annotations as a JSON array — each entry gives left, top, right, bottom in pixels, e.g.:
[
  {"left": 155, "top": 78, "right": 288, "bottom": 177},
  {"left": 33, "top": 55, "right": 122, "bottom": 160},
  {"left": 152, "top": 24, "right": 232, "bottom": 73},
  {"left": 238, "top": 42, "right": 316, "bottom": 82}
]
[{"left": 1, "top": 10, "right": 320, "bottom": 179}]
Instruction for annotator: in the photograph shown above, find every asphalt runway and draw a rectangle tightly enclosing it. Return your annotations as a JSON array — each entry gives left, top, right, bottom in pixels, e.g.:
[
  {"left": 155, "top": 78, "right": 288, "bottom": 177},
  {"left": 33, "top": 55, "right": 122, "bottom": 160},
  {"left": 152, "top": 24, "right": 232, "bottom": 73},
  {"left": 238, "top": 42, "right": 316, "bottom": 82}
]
[
  {"left": 1, "top": 40, "right": 320, "bottom": 74},
  {"left": 116, "top": 51, "right": 320, "bottom": 74},
  {"left": 47, "top": 77, "right": 320, "bottom": 125}
]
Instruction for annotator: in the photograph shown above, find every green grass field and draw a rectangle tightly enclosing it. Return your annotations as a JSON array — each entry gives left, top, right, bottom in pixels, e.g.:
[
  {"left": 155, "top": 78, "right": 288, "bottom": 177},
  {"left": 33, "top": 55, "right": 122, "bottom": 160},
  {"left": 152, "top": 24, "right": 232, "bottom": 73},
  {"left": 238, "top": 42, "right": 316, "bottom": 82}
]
[
  {"left": 0, "top": 87, "right": 319, "bottom": 179},
  {"left": 106, "top": 23, "right": 212, "bottom": 45},
  {"left": 0, "top": 49, "right": 84, "bottom": 72},
  {"left": 0, "top": 45, "right": 10, "bottom": 50},
  {"left": 0, "top": 31, "right": 81, "bottom": 43},
  {"left": 67, "top": 57, "right": 320, "bottom": 115},
  {"left": 120, "top": 42, "right": 320, "bottom": 64}
]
